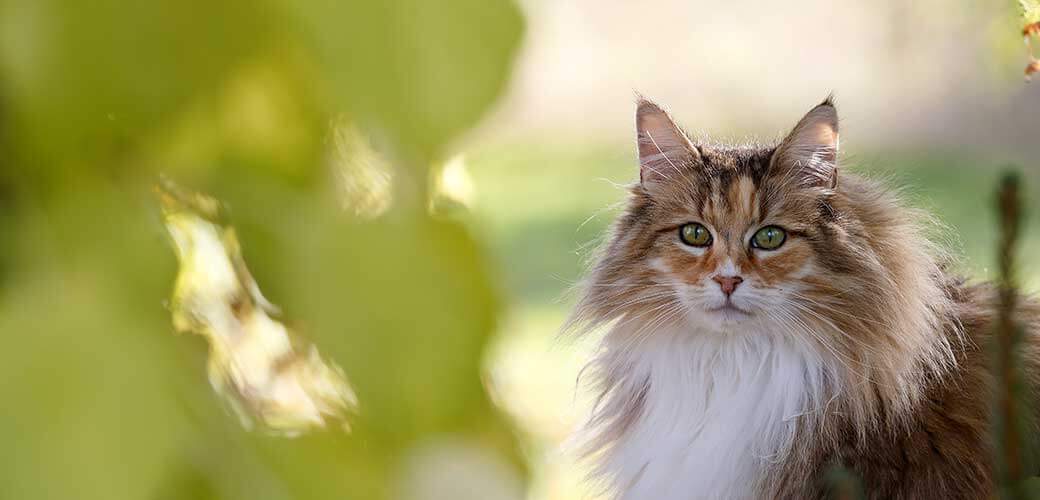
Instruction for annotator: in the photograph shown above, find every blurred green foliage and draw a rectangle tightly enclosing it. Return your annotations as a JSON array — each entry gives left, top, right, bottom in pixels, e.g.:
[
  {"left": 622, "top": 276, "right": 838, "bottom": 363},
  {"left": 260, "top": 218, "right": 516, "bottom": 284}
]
[
  {"left": 0, "top": 0, "right": 526, "bottom": 499},
  {"left": 1024, "top": 0, "right": 1040, "bottom": 23}
]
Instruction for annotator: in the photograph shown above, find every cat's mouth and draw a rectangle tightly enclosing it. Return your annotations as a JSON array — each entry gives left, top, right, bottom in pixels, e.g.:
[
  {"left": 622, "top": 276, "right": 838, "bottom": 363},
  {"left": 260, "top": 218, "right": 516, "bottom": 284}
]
[{"left": 706, "top": 302, "right": 751, "bottom": 319}]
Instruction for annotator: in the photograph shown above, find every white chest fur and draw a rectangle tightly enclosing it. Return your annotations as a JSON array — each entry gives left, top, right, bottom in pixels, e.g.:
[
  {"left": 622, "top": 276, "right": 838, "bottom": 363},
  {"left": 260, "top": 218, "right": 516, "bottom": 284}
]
[{"left": 583, "top": 329, "right": 832, "bottom": 500}]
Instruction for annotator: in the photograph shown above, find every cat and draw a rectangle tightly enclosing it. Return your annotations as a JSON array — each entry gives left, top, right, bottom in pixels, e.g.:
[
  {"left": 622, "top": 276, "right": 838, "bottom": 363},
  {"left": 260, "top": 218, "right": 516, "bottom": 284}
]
[{"left": 565, "top": 97, "right": 1040, "bottom": 499}]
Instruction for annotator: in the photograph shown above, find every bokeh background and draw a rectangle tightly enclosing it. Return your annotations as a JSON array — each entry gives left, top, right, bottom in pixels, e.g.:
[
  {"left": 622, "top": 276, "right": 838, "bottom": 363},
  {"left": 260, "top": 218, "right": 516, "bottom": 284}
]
[{"left": 1, "top": 1, "right": 1038, "bottom": 499}]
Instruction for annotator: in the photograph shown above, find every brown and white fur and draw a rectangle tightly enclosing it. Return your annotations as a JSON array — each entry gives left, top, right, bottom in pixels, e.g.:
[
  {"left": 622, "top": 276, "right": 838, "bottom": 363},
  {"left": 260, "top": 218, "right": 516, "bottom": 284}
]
[{"left": 566, "top": 97, "right": 1040, "bottom": 499}]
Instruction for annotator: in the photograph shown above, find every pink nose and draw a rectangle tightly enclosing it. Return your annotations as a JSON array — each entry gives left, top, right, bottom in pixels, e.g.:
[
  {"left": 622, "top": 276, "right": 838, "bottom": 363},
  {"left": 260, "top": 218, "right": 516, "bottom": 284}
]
[{"left": 712, "top": 275, "right": 743, "bottom": 296}]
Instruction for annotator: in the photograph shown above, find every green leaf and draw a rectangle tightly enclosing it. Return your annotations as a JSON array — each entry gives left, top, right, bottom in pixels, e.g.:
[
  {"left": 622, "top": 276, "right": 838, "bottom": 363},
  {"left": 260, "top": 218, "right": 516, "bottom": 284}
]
[
  {"left": 0, "top": 0, "right": 280, "bottom": 186},
  {"left": 283, "top": 0, "right": 524, "bottom": 163},
  {"left": 0, "top": 0, "right": 527, "bottom": 496}
]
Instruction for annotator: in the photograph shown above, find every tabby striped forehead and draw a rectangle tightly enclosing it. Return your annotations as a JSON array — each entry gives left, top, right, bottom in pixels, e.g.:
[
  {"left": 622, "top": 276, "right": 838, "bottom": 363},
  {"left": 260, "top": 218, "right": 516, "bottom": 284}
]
[{"left": 679, "top": 146, "right": 777, "bottom": 227}]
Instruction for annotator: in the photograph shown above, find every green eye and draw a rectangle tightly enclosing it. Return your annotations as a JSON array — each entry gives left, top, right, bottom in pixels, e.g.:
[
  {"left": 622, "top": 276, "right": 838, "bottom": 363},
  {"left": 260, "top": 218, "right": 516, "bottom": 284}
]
[
  {"left": 679, "top": 223, "right": 712, "bottom": 247},
  {"left": 752, "top": 226, "right": 787, "bottom": 250}
]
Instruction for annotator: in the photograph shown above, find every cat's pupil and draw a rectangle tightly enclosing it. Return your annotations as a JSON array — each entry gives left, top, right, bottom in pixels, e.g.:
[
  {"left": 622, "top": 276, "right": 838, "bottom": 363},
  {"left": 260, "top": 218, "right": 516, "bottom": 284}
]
[
  {"left": 680, "top": 223, "right": 712, "bottom": 247},
  {"left": 753, "top": 226, "right": 786, "bottom": 250}
]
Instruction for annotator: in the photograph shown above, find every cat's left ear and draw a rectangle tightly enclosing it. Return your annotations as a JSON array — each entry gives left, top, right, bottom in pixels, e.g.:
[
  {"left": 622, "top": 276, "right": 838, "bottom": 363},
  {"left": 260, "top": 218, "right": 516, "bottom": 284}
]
[
  {"left": 636, "top": 98, "right": 701, "bottom": 193},
  {"left": 772, "top": 97, "right": 839, "bottom": 189}
]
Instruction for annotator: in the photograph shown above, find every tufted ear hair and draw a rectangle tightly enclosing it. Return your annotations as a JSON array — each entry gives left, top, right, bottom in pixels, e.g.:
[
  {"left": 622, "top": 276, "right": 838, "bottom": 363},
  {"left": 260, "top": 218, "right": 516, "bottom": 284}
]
[
  {"left": 772, "top": 97, "right": 839, "bottom": 189},
  {"left": 635, "top": 98, "right": 702, "bottom": 194}
]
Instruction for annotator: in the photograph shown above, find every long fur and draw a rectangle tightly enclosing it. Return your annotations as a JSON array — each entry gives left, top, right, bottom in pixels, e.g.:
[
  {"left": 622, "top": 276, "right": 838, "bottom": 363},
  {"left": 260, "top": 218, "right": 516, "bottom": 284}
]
[{"left": 565, "top": 98, "right": 1040, "bottom": 499}]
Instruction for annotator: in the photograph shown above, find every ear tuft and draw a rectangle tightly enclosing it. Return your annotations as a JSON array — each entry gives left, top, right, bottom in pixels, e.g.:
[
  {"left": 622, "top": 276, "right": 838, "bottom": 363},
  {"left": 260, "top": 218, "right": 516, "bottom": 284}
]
[
  {"left": 635, "top": 97, "right": 701, "bottom": 192},
  {"left": 773, "top": 98, "right": 840, "bottom": 189}
]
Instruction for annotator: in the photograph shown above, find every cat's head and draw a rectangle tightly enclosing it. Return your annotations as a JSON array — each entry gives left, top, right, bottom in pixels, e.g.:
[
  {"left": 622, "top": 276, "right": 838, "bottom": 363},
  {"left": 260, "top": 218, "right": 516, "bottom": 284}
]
[
  {"left": 573, "top": 97, "right": 948, "bottom": 345},
  {"left": 623, "top": 98, "right": 840, "bottom": 333}
]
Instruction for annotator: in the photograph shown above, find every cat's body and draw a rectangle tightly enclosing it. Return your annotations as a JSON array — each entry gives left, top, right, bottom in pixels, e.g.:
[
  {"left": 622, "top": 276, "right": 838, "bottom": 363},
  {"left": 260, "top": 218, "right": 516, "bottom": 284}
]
[{"left": 567, "top": 98, "right": 1040, "bottom": 499}]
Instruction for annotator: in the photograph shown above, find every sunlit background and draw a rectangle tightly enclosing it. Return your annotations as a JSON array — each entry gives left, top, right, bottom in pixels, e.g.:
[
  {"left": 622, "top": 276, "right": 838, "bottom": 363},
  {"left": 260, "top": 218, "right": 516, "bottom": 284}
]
[{"left": 1, "top": 0, "right": 1038, "bottom": 499}]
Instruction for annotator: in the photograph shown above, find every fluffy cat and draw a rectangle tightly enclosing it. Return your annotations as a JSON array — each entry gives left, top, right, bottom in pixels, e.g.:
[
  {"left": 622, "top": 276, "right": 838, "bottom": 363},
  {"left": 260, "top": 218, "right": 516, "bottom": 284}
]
[{"left": 566, "top": 97, "right": 1040, "bottom": 499}]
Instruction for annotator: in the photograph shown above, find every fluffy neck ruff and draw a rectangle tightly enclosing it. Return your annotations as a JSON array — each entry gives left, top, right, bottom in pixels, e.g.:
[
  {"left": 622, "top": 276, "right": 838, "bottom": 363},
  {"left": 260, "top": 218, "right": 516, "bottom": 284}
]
[{"left": 571, "top": 321, "right": 840, "bottom": 499}]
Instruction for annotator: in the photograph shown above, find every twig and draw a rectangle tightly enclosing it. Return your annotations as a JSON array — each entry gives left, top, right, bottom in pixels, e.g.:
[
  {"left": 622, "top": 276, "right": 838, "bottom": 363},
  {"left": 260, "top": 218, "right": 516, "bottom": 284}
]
[{"left": 994, "top": 171, "right": 1026, "bottom": 497}]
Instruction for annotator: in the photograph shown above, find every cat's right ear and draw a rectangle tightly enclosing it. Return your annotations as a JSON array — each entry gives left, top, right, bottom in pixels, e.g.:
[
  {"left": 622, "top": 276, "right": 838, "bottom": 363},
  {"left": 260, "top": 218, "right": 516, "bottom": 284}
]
[
  {"left": 636, "top": 98, "right": 701, "bottom": 193},
  {"left": 772, "top": 97, "right": 839, "bottom": 189}
]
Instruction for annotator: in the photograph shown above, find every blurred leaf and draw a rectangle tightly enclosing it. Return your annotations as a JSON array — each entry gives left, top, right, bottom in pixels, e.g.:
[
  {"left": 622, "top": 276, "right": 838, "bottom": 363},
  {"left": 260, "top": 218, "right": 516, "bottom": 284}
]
[
  {"left": 284, "top": 0, "right": 524, "bottom": 163},
  {"left": 0, "top": 183, "right": 200, "bottom": 500},
  {"left": 148, "top": 61, "right": 327, "bottom": 186},
  {"left": 212, "top": 176, "right": 513, "bottom": 446},
  {"left": 159, "top": 181, "right": 358, "bottom": 435},
  {"left": 0, "top": 0, "right": 281, "bottom": 187},
  {"left": 0, "top": 175, "right": 525, "bottom": 499},
  {"left": 329, "top": 121, "right": 396, "bottom": 218},
  {"left": 0, "top": 0, "right": 528, "bottom": 497},
  {"left": 1023, "top": 0, "right": 1040, "bottom": 24},
  {"left": 0, "top": 0, "right": 524, "bottom": 186},
  {"left": 429, "top": 154, "right": 476, "bottom": 215},
  {"left": 199, "top": 174, "right": 526, "bottom": 498}
]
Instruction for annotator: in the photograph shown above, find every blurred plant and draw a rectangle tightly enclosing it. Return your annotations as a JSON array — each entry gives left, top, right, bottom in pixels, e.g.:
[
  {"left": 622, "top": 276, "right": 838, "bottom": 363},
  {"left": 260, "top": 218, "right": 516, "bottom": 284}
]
[
  {"left": 328, "top": 125, "right": 476, "bottom": 219},
  {"left": 1024, "top": 0, "right": 1040, "bottom": 25},
  {"left": 1022, "top": 1, "right": 1040, "bottom": 80},
  {"left": 429, "top": 155, "right": 477, "bottom": 216},
  {"left": 824, "top": 465, "right": 867, "bottom": 500},
  {"left": 329, "top": 121, "right": 395, "bottom": 218},
  {"left": 0, "top": 0, "right": 525, "bottom": 498},
  {"left": 158, "top": 179, "right": 357, "bottom": 436},
  {"left": 992, "top": 171, "right": 1040, "bottom": 499}
]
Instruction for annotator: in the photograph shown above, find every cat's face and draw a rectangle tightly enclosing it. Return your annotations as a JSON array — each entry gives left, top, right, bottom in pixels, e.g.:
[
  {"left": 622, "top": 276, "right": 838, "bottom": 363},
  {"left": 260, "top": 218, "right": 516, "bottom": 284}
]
[
  {"left": 588, "top": 99, "right": 844, "bottom": 334},
  {"left": 642, "top": 149, "right": 823, "bottom": 330}
]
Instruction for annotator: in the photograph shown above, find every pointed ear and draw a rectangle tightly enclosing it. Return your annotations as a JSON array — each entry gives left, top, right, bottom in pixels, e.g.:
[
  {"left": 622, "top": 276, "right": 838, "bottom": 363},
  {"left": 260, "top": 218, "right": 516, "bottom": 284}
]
[
  {"left": 772, "top": 97, "right": 839, "bottom": 189},
  {"left": 636, "top": 98, "right": 701, "bottom": 191}
]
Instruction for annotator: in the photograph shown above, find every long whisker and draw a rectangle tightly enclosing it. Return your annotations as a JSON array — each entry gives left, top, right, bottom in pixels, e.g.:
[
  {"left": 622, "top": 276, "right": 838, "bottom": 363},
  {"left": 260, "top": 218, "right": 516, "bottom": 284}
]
[
  {"left": 785, "top": 290, "right": 889, "bottom": 329},
  {"left": 784, "top": 300, "right": 886, "bottom": 356},
  {"left": 769, "top": 305, "right": 868, "bottom": 378}
]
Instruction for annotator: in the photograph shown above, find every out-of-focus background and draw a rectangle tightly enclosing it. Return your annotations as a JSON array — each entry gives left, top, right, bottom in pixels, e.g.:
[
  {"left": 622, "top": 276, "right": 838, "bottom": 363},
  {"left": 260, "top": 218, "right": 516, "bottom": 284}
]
[{"left": 0, "top": 1, "right": 1038, "bottom": 499}]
